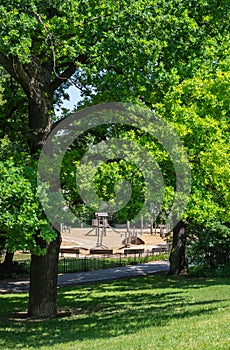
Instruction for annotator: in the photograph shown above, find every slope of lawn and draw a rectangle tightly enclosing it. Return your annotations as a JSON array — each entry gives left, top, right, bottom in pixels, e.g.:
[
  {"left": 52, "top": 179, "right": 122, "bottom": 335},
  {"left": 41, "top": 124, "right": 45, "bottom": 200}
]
[{"left": 0, "top": 275, "right": 229, "bottom": 350}]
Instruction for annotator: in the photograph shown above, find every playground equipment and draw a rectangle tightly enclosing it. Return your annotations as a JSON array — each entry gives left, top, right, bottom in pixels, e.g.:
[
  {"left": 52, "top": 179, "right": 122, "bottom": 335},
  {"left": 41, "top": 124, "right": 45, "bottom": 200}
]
[
  {"left": 88, "top": 214, "right": 139, "bottom": 248},
  {"left": 87, "top": 212, "right": 128, "bottom": 248},
  {"left": 94, "top": 212, "right": 108, "bottom": 247},
  {"left": 84, "top": 212, "right": 110, "bottom": 248},
  {"left": 61, "top": 213, "right": 169, "bottom": 250}
]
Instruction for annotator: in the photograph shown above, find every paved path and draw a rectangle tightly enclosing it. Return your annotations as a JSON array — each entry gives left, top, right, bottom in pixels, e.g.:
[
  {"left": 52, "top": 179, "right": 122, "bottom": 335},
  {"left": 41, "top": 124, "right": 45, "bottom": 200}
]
[{"left": 0, "top": 260, "right": 169, "bottom": 294}]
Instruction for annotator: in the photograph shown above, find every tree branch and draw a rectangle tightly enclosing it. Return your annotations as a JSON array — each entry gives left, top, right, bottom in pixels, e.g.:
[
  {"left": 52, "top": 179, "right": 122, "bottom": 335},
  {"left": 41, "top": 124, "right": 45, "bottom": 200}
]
[
  {"left": 12, "top": 58, "right": 31, "bottom": 96},
  {"left": 50, "top": 62, "right": 77, "bottom": 92},
  {"left": 0, "top": 53, "right": 18, "bottom": 81},
  {"left": 50, "top": 54, "right": 88, "bottom": 92},
  {"left": 0, "top": 53, "right": 31, "bottom": 96}
]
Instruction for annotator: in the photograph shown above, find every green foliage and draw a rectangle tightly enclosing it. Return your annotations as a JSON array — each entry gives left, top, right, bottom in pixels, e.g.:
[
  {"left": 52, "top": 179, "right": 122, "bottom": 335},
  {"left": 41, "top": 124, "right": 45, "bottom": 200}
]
[
  {"left": 1, "top": 0, "right": 229, "bottom": 107},
  {"left": 94, "top": 159, "right": 145, "bottom": 222},
  {"left": 156, "top": 69, "right": 230, "bottom": 217},
  {"left": 154, "top": 68, "right": 230, "bottom": 268},
  {"left": 77, "top": 0, "right": 230, "bottom": 105},
  {"left": 0, "top": 68, "right": 28, "bottom": 143},
  {"left": 0, "top": 160, "right": 56, "bottom": 254},
  {"left": 0, "top": 0, "right": 230, "bottom": 262},
  {"left": 60, "top": 122, "right": 176, "bottom": 225},
  {"left": 187, "top": 221, "right": 230, "bottom": 268},
  {"left": 190, "top": 263, "right": 230, "bottom": 278}
]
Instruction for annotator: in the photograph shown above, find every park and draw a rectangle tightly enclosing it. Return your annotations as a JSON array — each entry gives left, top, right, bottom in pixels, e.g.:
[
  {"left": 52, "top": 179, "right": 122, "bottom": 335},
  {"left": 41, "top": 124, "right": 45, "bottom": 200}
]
[{"left": 0, "top": 1, "right": 229, "bottom": 349}]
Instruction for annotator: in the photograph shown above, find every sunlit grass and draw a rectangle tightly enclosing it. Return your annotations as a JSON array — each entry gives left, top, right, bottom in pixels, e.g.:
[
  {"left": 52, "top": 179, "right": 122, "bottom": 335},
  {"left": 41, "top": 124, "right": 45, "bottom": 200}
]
[{"left": 0, "top": 275, "right": 229, "bottom": 349}]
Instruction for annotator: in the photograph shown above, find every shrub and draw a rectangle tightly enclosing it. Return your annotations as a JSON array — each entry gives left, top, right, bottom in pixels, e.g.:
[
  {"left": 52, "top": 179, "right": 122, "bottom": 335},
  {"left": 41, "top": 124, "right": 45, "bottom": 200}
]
[{"left": 187, "top": 221, "right": 230, "bottom": 268}]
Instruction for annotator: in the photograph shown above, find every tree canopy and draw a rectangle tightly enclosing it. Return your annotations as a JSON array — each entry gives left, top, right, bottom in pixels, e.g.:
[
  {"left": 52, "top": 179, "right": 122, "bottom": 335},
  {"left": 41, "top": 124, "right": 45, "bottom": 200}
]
[{"left": 0, "top": 0, "right": 229, "bottom": 316}]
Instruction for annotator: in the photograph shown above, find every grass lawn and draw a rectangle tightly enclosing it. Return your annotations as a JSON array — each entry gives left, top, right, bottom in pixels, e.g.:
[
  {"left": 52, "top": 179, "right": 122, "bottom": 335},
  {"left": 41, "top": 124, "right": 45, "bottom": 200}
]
[{"left": 0, "top": 275, "right": 229, "bottom": 350}]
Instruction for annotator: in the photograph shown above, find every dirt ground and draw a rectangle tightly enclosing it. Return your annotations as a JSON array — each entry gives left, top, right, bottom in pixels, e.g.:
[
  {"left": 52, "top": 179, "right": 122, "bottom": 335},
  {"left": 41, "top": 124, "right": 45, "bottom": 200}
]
[{"left": 61, "top": 227, "right": 169, "bottom": 251}]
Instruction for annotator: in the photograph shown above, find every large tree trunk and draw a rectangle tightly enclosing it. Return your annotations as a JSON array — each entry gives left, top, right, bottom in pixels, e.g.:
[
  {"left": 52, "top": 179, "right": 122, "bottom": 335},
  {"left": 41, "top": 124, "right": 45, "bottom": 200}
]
[
  {"left": 0, "top": 251, "right": 14, "bottom": 278},
  {"left": 27, "top": 83, "right": 61, "bottom": 318},
  {"left": 168, "top": 219, "right": 188, "bottom": 275},
  {"left": 27, "top": 72, "right": 52, "bottom": 155},
  {"left": 28, "top": 230, "right": 61, "bottom": 318}
]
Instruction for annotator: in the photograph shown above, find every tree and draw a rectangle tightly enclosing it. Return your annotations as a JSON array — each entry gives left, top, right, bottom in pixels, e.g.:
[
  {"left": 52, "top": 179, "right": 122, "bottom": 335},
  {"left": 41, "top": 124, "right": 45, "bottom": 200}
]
[
  {"left": 1, "top": 0, "right": 229, "bottom": 317},
  {"left": 0, "top": 0, "right": 111, "bottom": 317},
  {"left": 76, "top": 0, "right": 230, "bottom": 275},
  {"left": 156, "top": 67, "right": 230, "bottom": 274},
  {"left": 0, "top": 0, "right": 176, "bottom": 317}
]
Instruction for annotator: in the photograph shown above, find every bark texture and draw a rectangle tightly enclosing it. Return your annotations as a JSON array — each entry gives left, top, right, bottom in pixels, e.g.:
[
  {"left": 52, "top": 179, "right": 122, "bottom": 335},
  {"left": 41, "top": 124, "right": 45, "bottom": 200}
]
[
  {"left": 28, "top": 230, "right": 61, "bottom": 318},
  {"left": 0, "top": 251, "right": 14, "bottom": 278},
  {"left": 169, "top": 219, "right": 188, "bottom": 275}
]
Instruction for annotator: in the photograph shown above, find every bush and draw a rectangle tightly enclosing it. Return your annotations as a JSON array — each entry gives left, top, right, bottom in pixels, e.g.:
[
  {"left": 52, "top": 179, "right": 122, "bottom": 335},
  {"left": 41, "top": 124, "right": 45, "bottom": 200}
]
[
  {"left": 189, "top": 263, "right": 230, "bottom": 277},
  {"left": 187, "top": 221, "right": 230, "bottom": 268}
]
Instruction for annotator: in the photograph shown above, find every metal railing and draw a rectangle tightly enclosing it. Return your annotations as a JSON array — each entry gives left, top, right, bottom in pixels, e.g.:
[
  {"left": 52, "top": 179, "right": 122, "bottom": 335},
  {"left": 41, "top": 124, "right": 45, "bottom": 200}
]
[{"left": 14, "top": 250, "right": 169, "bottom": 276}]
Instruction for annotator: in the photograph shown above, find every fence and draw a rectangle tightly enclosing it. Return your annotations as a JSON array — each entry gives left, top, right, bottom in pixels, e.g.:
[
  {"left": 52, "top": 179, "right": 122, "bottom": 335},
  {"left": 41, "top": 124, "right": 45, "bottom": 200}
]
[{"left": 15, "top": 250, "right": 169, "bottom": 276}]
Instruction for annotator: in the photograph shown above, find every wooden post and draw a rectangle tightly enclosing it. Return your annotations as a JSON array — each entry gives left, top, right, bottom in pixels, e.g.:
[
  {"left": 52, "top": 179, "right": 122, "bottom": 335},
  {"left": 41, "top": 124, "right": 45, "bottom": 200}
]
[
  {"left": 141, "top": 215, "right": 143, "bottom": 235},
  {"left": 150, "top": 219, "right": 153, "bottom": 235},
  {"left": 135, "top": 227, "right": 137, "bottom": 244}
]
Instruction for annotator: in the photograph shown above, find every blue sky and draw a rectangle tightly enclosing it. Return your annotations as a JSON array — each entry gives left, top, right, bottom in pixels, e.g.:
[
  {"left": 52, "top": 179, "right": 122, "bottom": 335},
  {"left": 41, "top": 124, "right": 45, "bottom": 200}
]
[
  {"left": 55, "top": 85, "right": 82, "bottom": 115},
  {"left": 65, "top": 85, "right": 82, "bottom": 109}
]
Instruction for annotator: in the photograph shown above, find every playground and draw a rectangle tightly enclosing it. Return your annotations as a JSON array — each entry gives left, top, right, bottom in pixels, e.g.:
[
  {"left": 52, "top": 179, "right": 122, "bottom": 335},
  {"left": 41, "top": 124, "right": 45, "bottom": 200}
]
[{"left": 60, "top": 213, "right": 170, "bottom": 256}]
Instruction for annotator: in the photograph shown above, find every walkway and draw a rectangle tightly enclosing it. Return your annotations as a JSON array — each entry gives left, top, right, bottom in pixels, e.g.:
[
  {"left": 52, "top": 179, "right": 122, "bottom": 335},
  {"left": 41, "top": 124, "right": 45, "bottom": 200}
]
[{"left": 0, "top": 260, "right": 169, "bottom": 294}]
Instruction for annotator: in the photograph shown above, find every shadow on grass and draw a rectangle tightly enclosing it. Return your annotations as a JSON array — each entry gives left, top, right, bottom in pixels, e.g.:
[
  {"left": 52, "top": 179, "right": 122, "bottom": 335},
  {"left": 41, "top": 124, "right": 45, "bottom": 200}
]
[{"left": 0, "top": 275, "right": 229, "bottom": 349}]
